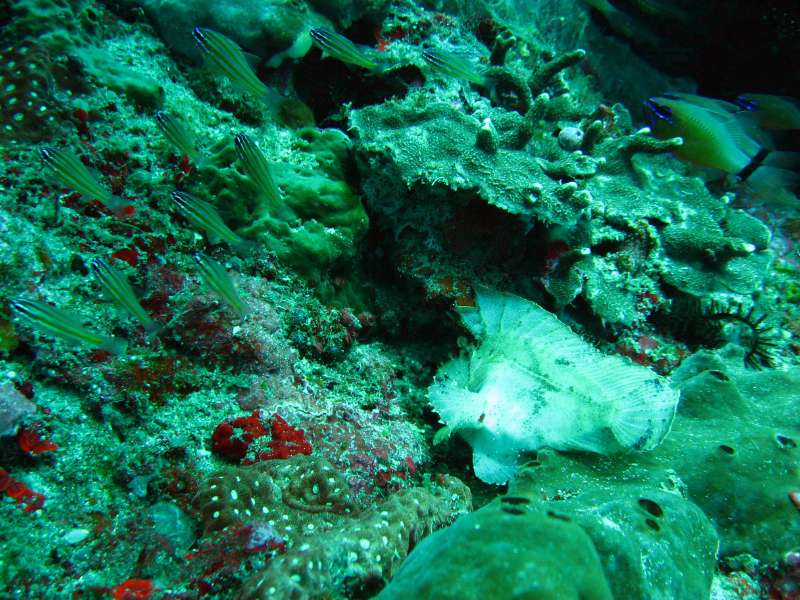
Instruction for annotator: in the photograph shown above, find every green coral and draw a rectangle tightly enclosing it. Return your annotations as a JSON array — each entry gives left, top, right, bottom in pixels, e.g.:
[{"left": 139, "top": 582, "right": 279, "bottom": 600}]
[
  {"left": 195, "top": 128, "right": 368, "bottom": 281},
  {"left": 192, "top": 457, "right": 472, "bottom": 599},
  {"left": 509, "top": 454, "right": 719, "bottom": 600},
  {"left": 377, "top": 491, "right": 614, "bottom": 600},
  {"left": 76, "top": 45, "right": 165, "bottom": 110}
]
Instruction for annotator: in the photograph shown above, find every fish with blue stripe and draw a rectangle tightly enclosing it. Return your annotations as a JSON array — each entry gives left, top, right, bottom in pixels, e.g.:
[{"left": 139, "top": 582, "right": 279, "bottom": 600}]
[
  {"left": 645, "top": 93, "right": 800, "bottom": 197},
  {"left": 234, "top": 133, "right": 283, "bottom": 208},
  {"left": 309, "top": 28, "right": 378, "bottom": 70},
  {"left": 422, "top": 49, "right": 487, "bottom": 86},
  {"left": 735, "top": 94, "right": 800, "bottom": 132},
  {"left": 192, "top": 27, "right": 277, "bottom": 105},
  {"left": 155, "top": 111, "right": 201, "bottom": 162}
]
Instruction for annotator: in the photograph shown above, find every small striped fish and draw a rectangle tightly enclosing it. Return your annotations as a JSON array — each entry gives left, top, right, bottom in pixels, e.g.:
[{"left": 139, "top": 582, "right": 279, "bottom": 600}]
[
  {"left": 91, "top": 258, "right": 158, "bottom": 334},
  {"left": 40, "top": 147, "right": 116, "bottom": 205},
  {"left": 195, "top": 253, "right": 249, "bottom": 317},
  {"left": 10, "top": 298, "right": 127, "bottom": 354},
  {"left": 310, "top": 28, "right": 377, "bottom": 70},
  {"left": 234, "top": 133, "right": 282, "bottom": 206},
  {"left": 422, "top": 49, "right": 487, "bottom": 86},
  {"left": 171, "top": 191, "right": 251, "bottom": 251},
  {"left": 155, "top": 111, "right": 199, "bottom": 161},
  {"left": 192, "top": 27, "right": 271, "bottom": 100}
]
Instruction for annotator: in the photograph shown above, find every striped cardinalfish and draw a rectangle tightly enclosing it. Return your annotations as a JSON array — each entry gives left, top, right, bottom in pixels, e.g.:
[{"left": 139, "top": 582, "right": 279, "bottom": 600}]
[
  {"left": 171, "top": 191, "right": 252, "bottom": 251},
  {"left": 155, "top": 111, "right": 200, "bottom": 162},
  {"left": 192, "top": 27, "right": 276, "bottom": 104},
  {"left": 234, "top": 133, "right": 283, "bottom": 207},
  {"left": 309, "top": 28, "right": 378, "bottom": 70},
  {"left": 194, "top": 253, "right": 249, "bottom": 317},
  {"left": 10, "top": 298, "right": 127, "bottom": 355},
  {"left": 40, "top": 147, "right": 125, "bottom": 209},
  {"left": 422, "top": 49, "right": 487, "bottom": 86},
  {"left": 91, "top": 258, "right": 158, "bottom": 334}
]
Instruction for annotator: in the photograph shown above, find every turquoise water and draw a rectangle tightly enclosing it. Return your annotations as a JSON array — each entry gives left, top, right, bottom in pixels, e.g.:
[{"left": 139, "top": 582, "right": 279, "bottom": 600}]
[{"left": 1, "top": 0, "right": 799, "bottom": 598}]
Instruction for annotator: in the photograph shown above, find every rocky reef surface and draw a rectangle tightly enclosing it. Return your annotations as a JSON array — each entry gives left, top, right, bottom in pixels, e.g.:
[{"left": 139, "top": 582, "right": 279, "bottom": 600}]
[{"left": 1, "top": 0, "right": 799, "bottom": 598}]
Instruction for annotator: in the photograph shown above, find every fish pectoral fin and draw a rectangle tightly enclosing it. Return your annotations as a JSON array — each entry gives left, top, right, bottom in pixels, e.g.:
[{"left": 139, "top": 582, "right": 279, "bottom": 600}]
[
  {"left": 432, "top": 425, "right": 452, "bottom": 446},
  {"left": 472, "top": 449, "right": 518, "bottom": 485}
]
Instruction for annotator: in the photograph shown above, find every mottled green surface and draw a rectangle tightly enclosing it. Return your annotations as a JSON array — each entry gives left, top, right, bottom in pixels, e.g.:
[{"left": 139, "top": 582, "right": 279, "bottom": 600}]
[
  {"left": 377, "top": 492, "right": 614, "bottom": 600},
  {"left": 0, "top": 0, "right": 799, "bottom": 598}
]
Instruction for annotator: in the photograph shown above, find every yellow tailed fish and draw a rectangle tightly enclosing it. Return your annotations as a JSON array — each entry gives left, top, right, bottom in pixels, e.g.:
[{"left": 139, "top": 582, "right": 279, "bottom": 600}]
[
  {"left": 421, "top": 49, "right": 487, "bottom": 86},
  {"left": 735, "top": 94, "right": 800, "bottom": 131},
  {"left": 171, "top": 190, "right": 253, "bottom": 252},
  {"left": 155, "top": 111, "right": 200, "bottom": 161},
  {"left": 233, "top": 133, "right": 294, "bottom": 220},
  {"left": 646, "top": 93, "right": 800, "bottom": 196},
  {"left": 40, "top": 147, "right": 126, "bottom": 210},
  {"left": 192, "top": 27, "right": 280, "bottom": 107},
  {"left": 91, "top": 258, "right": 159, "bottom": 334},
  {"left": 194, "top": 253, "right": 249, "bottom": 317},
  {"left": 10, "top": 298, "right": 127, "bottom": 354}
]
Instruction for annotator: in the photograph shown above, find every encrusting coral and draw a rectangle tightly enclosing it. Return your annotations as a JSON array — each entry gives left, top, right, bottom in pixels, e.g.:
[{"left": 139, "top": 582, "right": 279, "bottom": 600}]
[{"left": 193, "top": 455, "right": 472, "bottom": 598}]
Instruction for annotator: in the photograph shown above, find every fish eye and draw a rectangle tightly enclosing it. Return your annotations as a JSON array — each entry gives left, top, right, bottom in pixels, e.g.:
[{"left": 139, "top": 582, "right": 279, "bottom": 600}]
[
  {"left": 735, "top": 96, "right": 758, "bottom": 111},
  {"left": 645, "top": 100, "right": 673, "bottom": 123}
]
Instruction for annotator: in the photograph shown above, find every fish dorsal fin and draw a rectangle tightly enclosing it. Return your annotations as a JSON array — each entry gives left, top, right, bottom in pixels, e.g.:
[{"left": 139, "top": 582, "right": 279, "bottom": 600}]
[{"left": 466, "top": 288, "right": 596, "bottom": 377}]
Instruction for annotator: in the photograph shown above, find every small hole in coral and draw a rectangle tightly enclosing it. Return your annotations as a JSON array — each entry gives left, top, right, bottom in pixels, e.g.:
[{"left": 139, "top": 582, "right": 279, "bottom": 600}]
[
  {"left": 501, "top": 506, "right": 525, "bottom": 515},
  {"left": 719, "top": 444, "right": 735, "bottom": 454},
  {"left": 638, "top": 498, "right": 663, "bottom": 517},
  {"left": 645, "top": 518, "right": 660, "bottom": 531},
  {"left": 707, "top": 370, "right": 729, "bottom": 381},
  {"left": 546, "top": 511, "right": 571, "bottom": 522},
  {"left": 501, "top": 496, "right": 530, "bottom": 505}
]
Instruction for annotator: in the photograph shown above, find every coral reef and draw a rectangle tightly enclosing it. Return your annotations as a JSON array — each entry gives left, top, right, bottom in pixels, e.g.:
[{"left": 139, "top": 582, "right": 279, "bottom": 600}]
[
  {"left": 0, "top": 0, "right": 797, "bottom": 597},
  {"left": 238, "top": 473, "right": 470, "bottom": 599}
]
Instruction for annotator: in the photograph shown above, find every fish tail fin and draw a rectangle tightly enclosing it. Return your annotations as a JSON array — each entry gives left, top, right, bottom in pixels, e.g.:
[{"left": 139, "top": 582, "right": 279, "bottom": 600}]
[
  {"left": 106, "top": 195, "right": 132, "bottom": 213},
  {"left": 143, "top": 320, "right": 162, "bottom": 340},
  {"left": 101, "top": 336, "right": 128, "bottom": 356},
  {"left": 609, "top": 367, "right": 678, "bottom": 451},
  {"left": 762, "top": 149, "right": 800, "bottom": 172},
  {"left": 743, "top": 150, "right": 800, "bottom": 201},
  {"left": 193, "top": 154, "right": 210, "bottom": 170},
  {"left": 233, "top": 237, "right": 258, "bottom": 255}
]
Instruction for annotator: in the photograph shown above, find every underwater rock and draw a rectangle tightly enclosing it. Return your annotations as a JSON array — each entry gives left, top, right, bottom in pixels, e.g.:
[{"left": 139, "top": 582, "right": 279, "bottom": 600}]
[
  {"left": 131, "top": 0, "right": 324, "bottom": 63},
  {"left": 430, "top": 287, "right": 679, "bottom": 484},
  {"left": 508, "top": 451, "right": 719, "bottom": 600},
  {"left": 663, "top": 350, "right": 800, "bottom": 561},
  {"left": 376, "top": 491, "right": 614, "bottom": 600},
  {"left": 76, "top": 46, "right": 165, "bottom": 110}
]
